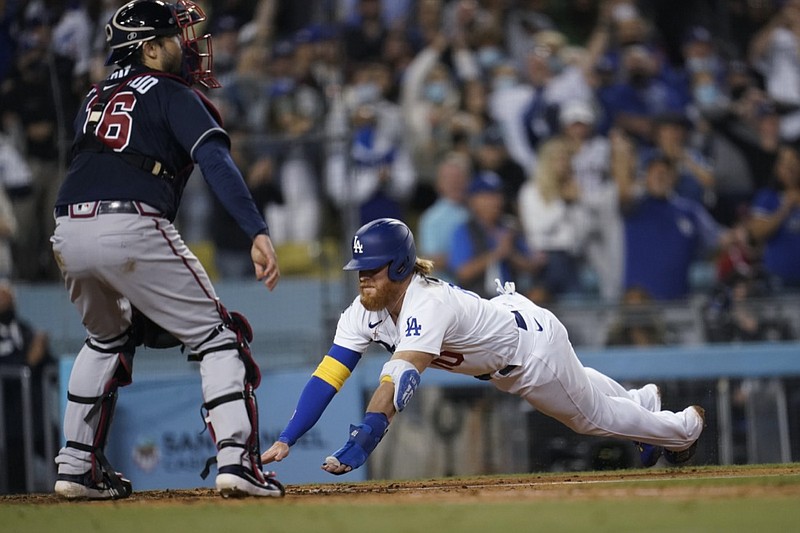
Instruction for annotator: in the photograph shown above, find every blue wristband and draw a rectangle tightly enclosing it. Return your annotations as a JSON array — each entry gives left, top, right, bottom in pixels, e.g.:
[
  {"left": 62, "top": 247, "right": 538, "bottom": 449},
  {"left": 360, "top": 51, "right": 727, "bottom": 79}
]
[{"left": 330, "top": 412, "right": 389, "bottom": 473}]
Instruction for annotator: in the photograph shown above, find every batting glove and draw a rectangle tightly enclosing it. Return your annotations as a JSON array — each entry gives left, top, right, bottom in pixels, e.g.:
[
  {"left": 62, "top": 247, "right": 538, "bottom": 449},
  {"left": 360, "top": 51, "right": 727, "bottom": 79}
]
[{"left": 325, "top": 412, "right": 389, "bottom": 475}]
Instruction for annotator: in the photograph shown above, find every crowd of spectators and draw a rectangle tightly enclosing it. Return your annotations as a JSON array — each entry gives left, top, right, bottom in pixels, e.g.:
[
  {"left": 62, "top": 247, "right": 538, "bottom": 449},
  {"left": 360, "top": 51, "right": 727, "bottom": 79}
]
[
  {"left": 1, "top": 0, "right": 799, "bottom": 320},
  {"left": 0, "top": 2, "right": 798, "bottom": 483}
]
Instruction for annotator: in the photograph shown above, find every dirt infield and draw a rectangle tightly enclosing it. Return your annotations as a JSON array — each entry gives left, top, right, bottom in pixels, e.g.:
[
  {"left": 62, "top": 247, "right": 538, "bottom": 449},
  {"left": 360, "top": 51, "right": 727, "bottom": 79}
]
[{"left": 4, "top": 464, "right": 800, "bottom": 505}]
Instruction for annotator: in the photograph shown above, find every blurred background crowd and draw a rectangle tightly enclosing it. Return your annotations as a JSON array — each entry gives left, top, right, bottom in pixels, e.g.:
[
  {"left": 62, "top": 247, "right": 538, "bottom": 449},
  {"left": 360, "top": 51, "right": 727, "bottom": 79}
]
[
  {"left": 2, "top": 0, "right": 800, "bottom": 491},
  {"left": 0, "top": 0, "right": 799, "bottom": 338}
]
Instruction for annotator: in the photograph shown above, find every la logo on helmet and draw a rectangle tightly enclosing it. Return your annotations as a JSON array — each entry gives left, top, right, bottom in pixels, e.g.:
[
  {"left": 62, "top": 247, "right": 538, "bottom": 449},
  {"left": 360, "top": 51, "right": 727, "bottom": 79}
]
[{"left": 353, "top": 236, "right": 364, "bottom": 254}]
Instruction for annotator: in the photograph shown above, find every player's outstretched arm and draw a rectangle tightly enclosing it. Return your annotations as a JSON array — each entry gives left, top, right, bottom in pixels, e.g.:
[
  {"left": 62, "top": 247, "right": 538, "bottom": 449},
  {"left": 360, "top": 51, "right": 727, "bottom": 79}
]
[
  {"left": 252, "top": 233, "right": 280, "bottom": 290},
  {"left": 261, "top": 345, "right": 363, "bottom": 464},
  {"left": 322, "top": 350, "right": 432, "bottom": 475}
]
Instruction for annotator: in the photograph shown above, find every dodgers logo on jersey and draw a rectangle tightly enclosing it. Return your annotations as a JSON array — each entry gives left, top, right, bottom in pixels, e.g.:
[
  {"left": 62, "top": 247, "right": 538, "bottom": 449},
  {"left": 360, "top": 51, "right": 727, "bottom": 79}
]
[
  {"left": 405, "top": 317, "right": 421, "bottom": 337},
  {"left": 353, "top": 236, "right": 364, "bottom": 254}
]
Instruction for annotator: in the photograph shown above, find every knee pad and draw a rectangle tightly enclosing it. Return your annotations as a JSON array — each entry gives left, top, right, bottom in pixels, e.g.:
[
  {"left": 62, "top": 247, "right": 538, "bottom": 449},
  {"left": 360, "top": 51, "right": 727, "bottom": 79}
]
[{"left": 189, "top": 305, "right": 260, "bottom": 388}]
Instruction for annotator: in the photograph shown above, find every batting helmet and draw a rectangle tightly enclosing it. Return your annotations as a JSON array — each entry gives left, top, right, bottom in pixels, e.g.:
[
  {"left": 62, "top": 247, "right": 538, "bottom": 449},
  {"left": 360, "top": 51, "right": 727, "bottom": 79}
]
[
  {"left": 344, "top": 218, "right": 416, "bottom": 282},
  {"left": 105, "top": 0, "right": 219, "bottom": 88}
]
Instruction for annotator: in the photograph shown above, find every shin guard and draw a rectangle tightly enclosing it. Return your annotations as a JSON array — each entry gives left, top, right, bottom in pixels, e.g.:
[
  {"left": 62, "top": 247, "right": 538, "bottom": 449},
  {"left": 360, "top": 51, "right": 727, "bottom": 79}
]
[
  {"left": 58, "top": 335, "right": 135, "bottom": 498},
  {"left": 194, "top": 305, "right": 265, "bottom": 482}
]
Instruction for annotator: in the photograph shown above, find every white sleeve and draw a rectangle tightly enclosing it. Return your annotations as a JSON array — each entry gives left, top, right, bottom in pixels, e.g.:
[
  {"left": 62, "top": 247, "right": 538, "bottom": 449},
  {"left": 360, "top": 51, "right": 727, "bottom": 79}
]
[
  {"left": 394, "top": 297, "right": 453, "bottom": 357},
  {"left": 325, "top": 154, "right": 380, "bottom": 207},
  {"left": 0, "top": 187, "right": 16, "bottom": 238},
  {"left": 400, "top": 47, "right": 440, "bottom": 112},
  {"left": 332, "top": 298, "right": 373, "bottom": 354},
  {"left": 0, "top": 137, "right": 32, "bottom": 189},
  {"left": 388, "top": 145, "right": 417, "bottom": 200},
  {"left": 452, "top": 47, "right": 480, "bottom": 81}
]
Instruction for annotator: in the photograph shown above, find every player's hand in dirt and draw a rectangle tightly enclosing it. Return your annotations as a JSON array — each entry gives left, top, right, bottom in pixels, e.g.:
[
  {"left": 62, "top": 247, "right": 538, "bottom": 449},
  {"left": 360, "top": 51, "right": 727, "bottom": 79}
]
[
  {"left": 261, "top": 441, "right": 290, "bottom": 464},
  {"left": 322, "top": 455, "right": 352, "bottom": 475}
]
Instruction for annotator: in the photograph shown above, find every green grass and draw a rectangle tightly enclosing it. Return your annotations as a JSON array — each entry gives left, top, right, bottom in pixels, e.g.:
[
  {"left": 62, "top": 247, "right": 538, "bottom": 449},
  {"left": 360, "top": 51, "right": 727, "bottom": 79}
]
[
  {"left": 4, "top": 499, "right": 800, "bottom": 533},
  {"left": 3, "top": 466, "right": 800, "bottom": 533}
]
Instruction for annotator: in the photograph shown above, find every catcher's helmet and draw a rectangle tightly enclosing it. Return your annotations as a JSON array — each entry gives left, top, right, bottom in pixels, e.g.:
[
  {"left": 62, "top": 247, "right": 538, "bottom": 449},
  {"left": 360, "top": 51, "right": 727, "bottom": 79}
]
[
  {"left": 105, "top": 0, "right": 220, "bottom": 88},
  {"left": 344, "top": 218, "right": 416, "bottom": 282}
]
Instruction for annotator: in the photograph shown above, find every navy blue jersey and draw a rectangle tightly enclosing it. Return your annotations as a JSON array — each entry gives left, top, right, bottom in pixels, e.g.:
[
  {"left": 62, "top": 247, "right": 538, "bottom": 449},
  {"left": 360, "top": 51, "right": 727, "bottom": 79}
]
[{"left": 57, "top": 65, "right": 226, "bottom": 221}]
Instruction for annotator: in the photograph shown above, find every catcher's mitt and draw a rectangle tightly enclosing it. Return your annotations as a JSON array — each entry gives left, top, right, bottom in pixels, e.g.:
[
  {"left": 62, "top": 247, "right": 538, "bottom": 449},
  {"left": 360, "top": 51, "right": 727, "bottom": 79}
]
[{"left": 130, "top": 307, "right": 182, "bottom": 349}]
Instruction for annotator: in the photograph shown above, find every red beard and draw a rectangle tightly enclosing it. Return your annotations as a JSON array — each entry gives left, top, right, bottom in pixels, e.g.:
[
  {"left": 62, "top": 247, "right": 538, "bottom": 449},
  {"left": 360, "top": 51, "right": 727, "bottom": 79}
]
[{"left": 359, "top": 283, "right": 400, "bottom": 311}]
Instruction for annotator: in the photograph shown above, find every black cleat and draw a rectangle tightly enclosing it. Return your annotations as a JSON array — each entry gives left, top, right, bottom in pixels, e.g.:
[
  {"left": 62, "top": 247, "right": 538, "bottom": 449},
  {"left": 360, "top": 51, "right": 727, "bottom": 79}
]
[
  {"left": 55, "top": 470, "right": 132, "bottom": 500},
  {"left": 216, "top": 465, "right": 285, "bottom": 498}
]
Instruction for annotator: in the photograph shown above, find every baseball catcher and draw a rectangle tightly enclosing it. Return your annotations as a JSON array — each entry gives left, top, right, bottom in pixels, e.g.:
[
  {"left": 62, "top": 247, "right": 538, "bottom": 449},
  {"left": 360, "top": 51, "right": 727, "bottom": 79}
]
[{"left": 51, "top": 0, "right": 283, "bottom": 499}]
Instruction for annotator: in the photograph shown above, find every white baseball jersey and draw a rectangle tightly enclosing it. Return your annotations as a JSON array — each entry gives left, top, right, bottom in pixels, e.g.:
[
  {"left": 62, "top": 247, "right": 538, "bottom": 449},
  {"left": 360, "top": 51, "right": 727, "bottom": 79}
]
[
  {"left": 333, "top": 274, "right": 532, "bottom": 376},
  {"left": 333, "top": 273, "right": 704, "bottom": 450}
]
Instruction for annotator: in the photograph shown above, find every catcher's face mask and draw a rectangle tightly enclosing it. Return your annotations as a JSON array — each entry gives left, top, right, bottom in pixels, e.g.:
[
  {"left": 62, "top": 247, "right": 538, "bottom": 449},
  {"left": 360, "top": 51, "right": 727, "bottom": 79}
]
[
  {"left": 173, "top": 0, "right": 221, "bottom": 89},
  {"left": 105, "top": 0, "right": 220, "bottom": 89}
]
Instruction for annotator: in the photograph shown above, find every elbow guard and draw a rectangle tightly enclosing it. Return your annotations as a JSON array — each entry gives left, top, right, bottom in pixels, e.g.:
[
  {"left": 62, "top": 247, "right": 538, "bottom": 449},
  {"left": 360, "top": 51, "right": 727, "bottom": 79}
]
[{"left": 380, "top": 359, "right": 421, "bottom": 413}]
